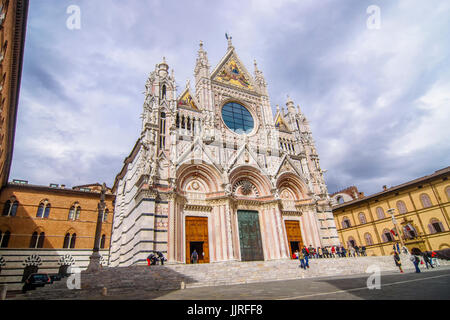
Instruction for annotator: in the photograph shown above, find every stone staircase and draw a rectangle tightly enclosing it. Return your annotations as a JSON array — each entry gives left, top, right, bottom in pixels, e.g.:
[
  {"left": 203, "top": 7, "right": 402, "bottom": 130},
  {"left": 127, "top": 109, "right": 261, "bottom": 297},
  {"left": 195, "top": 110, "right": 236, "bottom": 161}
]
[{"left": 12, "top": 255, "right": 449, "bottom": 299}]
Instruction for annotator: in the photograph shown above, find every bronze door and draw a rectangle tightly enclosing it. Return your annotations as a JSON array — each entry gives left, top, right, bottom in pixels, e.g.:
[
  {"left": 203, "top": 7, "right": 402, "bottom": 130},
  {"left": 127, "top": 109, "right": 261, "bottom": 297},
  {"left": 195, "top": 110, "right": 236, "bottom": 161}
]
[
  {"left": 185, "top": 216, "right": 209, "bottom": 264},
  {"left": 285, "top": 220, "right": 303, "bottom": 258},
  {"left": 237, "top": 210, "right": 264, "bottom": 261}
]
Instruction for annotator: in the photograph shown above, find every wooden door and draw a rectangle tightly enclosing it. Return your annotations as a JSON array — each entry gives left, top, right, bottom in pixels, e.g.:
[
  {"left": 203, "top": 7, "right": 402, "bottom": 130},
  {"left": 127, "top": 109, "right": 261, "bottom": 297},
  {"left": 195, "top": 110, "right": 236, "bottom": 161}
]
[
  {"left": 237, "top": 210, "right": 264, "bottom": 261},
  {"left": 285, "top": 220, "right": 303, "bottom": 258},
  {"left": 185, "top": 216, "right": 209, "bottom": 264}
]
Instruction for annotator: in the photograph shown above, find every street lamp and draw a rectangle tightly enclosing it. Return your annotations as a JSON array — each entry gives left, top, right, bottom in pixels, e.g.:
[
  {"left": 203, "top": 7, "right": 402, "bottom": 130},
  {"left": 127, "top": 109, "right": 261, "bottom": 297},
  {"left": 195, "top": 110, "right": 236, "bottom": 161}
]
[{"left": 387, "top": 208, "right": 405, "bottom": 250}]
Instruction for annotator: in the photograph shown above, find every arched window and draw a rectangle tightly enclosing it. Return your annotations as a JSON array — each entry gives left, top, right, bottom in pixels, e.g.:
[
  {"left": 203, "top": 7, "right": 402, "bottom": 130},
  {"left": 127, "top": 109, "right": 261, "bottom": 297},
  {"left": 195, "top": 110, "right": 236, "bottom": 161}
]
[
  {"left": 420, "top": 193, "right": 432, "bottom": 208},
  {"left": 37, "top": 201, "right": 50, "bottom": 218},
  {"left": 0, "top": 230, "right": 11, "bottom": 248},
  {"left": 159, "top": 112, "right": 166, "bottom": 149},
  {"left": 336, "top": 196, "right": 344, "bottom": 204},
  {"left": 342, "top": 217, "right": 351, "bottom": 229},
  {"left": 2, "top": 199, "right": 18, "bottom": 216},
  {"left": 381, "top": 229, "right": 394, "bottom": 242},
  {"left": 403, "top": 224, "right": 417, "bottom": 239},
  {"left": 2, "top": 200, "right": 10, "bottom": 216},
  {"left": 359, "top": 213, "right": 367, "bottom": 224},
  {"left": 428, "top": 218, "right": 445, "bottom": 234},
  {"left": 161, "top": 84, "right": 166, "bottom": 99},
  {"left": 10, "top": 201, "right": 18, "bottom": 216},
  {"left": 396, "top": 200, "right": 407, "bottom": 214},
  {"left": 100, "top": 234, "right": 106, "bottom": 249},
  {"left": 68, "top": 206, "right": 75, "bottom": 220},
  {"left": 376, "top": 207, "right": 385, "bottom": 220},
  {"left": 63, "top": 233, "right": 77, "bottom": 249},
  {"left": 364, "top": 233, "right": 374, "bottom": 246},
  {"left": 63, "top": 233, "right": 70, "bottom": 248},
  {"left": 29, "top": 232, "right": 38, "bottom": 248},
  {"left": 37, "top": 232, "right": 45, "bottom": 248},
  {"left": 75, "top": 207, "right": 81, "bottom": 220},
  {"left": 70, "top": 234, "right": 76, "bottom": 249}
]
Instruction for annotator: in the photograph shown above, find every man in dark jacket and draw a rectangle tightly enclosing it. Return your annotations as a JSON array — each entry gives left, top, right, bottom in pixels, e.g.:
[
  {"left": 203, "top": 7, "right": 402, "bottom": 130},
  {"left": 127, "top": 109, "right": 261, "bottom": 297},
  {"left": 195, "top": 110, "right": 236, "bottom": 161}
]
[{"left": 423, "top": 252, "right": 434, "bottom": 269}]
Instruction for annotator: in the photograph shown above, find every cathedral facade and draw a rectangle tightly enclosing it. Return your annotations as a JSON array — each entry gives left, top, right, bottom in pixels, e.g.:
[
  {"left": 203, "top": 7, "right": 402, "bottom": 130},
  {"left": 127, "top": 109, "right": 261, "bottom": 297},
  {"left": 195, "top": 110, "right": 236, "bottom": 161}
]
[{"left": 109, "top": 39, "right": 339, "bottom": 266}]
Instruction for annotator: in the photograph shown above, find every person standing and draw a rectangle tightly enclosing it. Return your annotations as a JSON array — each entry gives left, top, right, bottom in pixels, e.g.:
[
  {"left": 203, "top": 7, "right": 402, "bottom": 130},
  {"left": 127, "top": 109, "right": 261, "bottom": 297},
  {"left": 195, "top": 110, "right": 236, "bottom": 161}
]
[
  {"left": 308, "top": 245, "right": 314, "bottom": 258},
  {"left": 362, "top": 246, "right": 367, "bottom": 256},
  {"left": 341, "top": 246, "right": 347, "bottom": 258},
  {"left": 336, "top": 246, "right": 341, "bottom": 257},
  {"left": 393, "top": 252, "right": 404, "bottom": 273},
  {"left": 298, "top": 250, "right": 306, "bottom": 269},
  {"left": 191, "top": 250, "right": 198, "bottom": 264},
  {"left": 354, "top": 245, "right": 360, "bottom": 257},
  {"left": 331, "top": 246, "right": 336, "bottom": 258},
  {"left": 318, "top": 247, "right": 323, "bottom": 258},
  {"left": 302, "top": 246, "right": 310, "bottom": 268}
]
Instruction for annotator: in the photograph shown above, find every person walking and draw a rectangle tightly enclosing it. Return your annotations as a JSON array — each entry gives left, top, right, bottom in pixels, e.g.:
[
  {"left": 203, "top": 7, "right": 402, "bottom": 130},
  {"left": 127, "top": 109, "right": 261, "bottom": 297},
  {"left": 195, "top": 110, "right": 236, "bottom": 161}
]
[
  {"left": 393, "top": 252, "right": 404, "bottom": 273},
  {"left": 191, "top": 249, "right": 198, "bottom": 264},
  {"left": 410, "top": 254, "right": 421, "bottom": 273},
  {"left": 423, "top": 252, "right": 434, "bottom": 269}
]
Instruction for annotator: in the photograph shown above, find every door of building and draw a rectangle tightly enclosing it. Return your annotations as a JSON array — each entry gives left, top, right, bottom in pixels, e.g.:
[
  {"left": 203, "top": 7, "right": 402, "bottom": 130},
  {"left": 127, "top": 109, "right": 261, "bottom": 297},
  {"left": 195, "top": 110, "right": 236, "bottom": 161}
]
[
  {"left": 237, "top": 210, "right": 264, "bottom": 261},
  {"left": 185, "top": 216, "right": 209, "bottom": 264},
  {"left": 285, "top": 220, "right": 303, "bottom": 258}
]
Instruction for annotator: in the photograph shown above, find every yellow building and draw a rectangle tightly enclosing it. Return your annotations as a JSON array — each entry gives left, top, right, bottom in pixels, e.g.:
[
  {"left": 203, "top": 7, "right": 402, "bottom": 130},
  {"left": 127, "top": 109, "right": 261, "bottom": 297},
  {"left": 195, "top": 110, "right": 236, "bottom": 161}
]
[{"left": 332, "top": 167, "right": 450, "bottom": 256}]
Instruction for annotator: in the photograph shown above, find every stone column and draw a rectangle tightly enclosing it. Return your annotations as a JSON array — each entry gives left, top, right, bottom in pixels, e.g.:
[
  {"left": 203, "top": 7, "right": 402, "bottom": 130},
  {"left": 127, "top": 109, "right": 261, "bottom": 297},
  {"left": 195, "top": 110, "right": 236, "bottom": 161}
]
[{"left": 86, "top": 183, "right": 107, "bottom": 273}]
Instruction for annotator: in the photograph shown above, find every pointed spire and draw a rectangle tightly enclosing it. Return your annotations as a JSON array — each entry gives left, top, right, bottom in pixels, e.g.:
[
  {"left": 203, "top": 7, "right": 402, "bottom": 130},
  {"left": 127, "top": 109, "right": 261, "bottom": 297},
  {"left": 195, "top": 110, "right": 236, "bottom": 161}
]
[
  {"left": 195, "top": 40, "right": 210, "bottom": 78},
  {"left": 254, "top": 58, "right": 267, "bottom": 90},
  {"left": 286, "top": 95, "right": 295, "bottom": 114}
]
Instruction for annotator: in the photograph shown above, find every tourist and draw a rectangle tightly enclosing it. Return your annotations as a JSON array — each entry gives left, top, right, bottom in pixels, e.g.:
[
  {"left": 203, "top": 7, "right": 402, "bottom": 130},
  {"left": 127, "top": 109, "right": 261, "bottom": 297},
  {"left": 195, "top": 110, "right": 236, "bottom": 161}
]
[
  {"left": 313, "top": 247, "right": 317, "bottom": 258},
  {"left": 393, "top": 243, "right": 397, "bottom": 254},
  {"left": 354, "top": 245, "right": 360, "bottom": 257},
  {"left": 317, "top": 247, "right": 323, "bottom": 258},
  {"left": 362, "top": 246, "right": 367, "bottom": 256},
  {"left": 302, "top": 246, "right": 310, "bottom": 268},
  {"left": 396, "top": 242, "right": 400, "bottom": 253},
  {"left": 298, "top": 250, "right": 306, "bottom": 269},
  {"left": 359, "top": 247, "right": 363, "bottom": 257},
  {"left": 308, "top": 245, "right": 314, "bottom": 258},
  {"left": 431, "top": 251, "right": 440, "bottom": 267},
  {"left": 191, "top": 250, "right": 198, "bottom": 264},
  {"left": 423, "top": 252, "right": 434, "bottom": 269},
  {"left": 331, "top": 245, "right": 336, "bottom": 258},
  {"left": 393, "top": 252, "right": 404, "bottom": 273},
  {"left": 350, "top": 246, "right": 356, "bottom": 257},
  {"left": 410, "top": 254, "right": 421, "bottom": 273},
  {"left": 341, "top": 246, "right": 347, "bottom": 257},
  {"left": 336, "top": 246, "right": 341, "bottom": 257},
  {"left": 322, "top": 247, "right": 328, "bottom": 258}
]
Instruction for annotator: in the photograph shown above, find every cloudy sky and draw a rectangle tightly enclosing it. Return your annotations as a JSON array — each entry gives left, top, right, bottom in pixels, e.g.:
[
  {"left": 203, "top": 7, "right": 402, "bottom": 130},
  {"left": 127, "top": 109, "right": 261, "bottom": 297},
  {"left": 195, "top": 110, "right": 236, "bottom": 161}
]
[{"left": 10, "top": 0, "right": 450, "bottom": 195}]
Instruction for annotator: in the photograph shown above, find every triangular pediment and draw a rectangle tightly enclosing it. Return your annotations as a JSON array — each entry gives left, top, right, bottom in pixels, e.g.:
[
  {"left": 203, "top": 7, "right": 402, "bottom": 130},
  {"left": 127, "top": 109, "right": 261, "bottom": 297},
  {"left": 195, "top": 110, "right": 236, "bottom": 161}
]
[
  {"left": 211, "top": 49, "right": 255, "bottom": 91},
  {"left": 177, "top": 88, "right": 200, "bottom": 111},
  {"left": 275, "top": 154, "right": 305, "bottom": 180},
  {"left": 175, "top": 137, "right": 223, "bottom": 173},
  {"left": 227, "top": 144, "right": 269, "bottom": 176}
]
